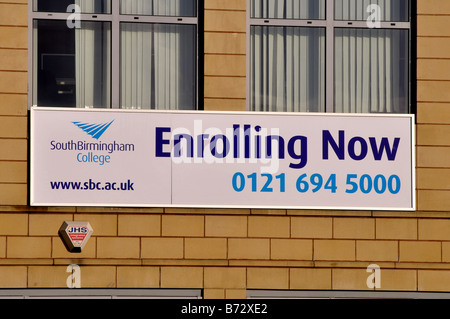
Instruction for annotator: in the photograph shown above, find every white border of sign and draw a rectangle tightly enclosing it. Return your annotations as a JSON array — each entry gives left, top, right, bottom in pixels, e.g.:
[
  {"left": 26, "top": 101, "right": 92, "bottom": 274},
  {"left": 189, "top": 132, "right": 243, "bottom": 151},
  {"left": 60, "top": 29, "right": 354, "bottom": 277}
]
[{"left": 30, "top": 107, "right": 416, "bottom": 211}]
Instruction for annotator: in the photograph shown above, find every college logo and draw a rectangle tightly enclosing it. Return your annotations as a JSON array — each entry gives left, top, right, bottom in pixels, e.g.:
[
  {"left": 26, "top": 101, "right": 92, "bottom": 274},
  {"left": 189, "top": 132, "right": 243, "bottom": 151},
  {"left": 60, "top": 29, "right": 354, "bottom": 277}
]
[{"left": 72, "top": 120, "right": 114, "bottom": 140}]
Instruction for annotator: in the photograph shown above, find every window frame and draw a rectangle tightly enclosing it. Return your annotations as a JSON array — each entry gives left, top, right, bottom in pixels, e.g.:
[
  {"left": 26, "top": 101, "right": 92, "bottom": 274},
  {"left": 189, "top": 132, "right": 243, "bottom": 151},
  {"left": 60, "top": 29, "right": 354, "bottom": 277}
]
[
  {"left": 246, "top": 0, "right": 413, "bottom": 114},
  {"left": 28, "top": 0, "right": 201, "bottom": 110}
]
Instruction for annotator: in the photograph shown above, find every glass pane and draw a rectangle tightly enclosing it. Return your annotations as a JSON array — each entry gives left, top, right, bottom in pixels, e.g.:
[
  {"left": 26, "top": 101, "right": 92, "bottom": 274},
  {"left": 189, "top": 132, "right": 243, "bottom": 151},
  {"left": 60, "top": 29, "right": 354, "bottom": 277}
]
[
  {"left": 335, "top": 0, "right": 409, "bottom": 22},
  {"left": 120, "top": 23, "right": 196, "bottom": 110},
  {"left": 33, "top": 20, "right": 111, "bottom": 108},
  {"left": 334, "top": 28, "right": 409, "bottom": 114},
  {"left": 251, "top": 0, "right": 325, "bottom": 20},
  {"left": 35, "top": 0, "right": 111, "bottom": 14},
  {"left": 120, "top": 0, "right": 197, "bottom": 17},
  {"left": 250, "top": 26, "right": 325, "bottom": 112}
]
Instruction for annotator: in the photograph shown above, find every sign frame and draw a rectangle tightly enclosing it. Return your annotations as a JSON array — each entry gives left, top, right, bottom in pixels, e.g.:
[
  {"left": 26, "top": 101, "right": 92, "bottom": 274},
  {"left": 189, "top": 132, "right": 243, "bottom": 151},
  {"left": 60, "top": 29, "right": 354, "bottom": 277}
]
[{"left": 30, "top": 107, "right": 416, "bottom": 211}]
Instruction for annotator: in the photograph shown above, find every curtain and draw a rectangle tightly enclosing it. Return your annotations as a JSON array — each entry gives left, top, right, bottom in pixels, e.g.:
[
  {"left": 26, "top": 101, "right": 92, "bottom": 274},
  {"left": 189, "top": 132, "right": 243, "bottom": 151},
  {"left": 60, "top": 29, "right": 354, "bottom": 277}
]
[
  {"left": 335, "top": 0, "right": 409, "bottom": 22},
  {"left": 251, "top": 0, "right": 325, "bottom": 20},
  {"left": 120, "top": 23, "right": 196, "bottom": 110},
  {"left": 334, "top": 28, "right": 409, "bottom": 113},
  {"left": 250, "top": 26, "right": 325, "bottom": 112},
  {"left": 121, "top": 0, "right": 196, "bottom": 17},
  {"left": 75, "top": 21, "right": 111, "bottom": 108}
]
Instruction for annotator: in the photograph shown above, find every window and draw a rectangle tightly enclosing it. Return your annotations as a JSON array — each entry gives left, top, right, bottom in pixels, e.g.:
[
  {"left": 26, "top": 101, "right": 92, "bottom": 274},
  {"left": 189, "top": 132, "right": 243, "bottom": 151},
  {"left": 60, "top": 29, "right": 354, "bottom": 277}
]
[
  {"left": 248, "top": 0, "right": 411, "bottom": 114},
  {"left": 30, "top": 0, "right": 199, "bottom": 110}
]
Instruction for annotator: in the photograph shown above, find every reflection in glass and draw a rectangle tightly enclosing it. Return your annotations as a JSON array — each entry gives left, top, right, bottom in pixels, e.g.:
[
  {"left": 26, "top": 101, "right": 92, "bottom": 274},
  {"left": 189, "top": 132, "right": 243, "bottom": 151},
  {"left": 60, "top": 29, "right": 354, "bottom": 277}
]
[
  {"left": 335, "top": 0, "right": 409, "bottom": 22},
  {"left": 35, "top": 0, "right": 111, "bottom": 13},
  {"left": 251, "top": 0, "right": 325, "bottom": 20},
  {"left": 33, "top": 20, "right": 111, "bottom": 108},
  {"left": 120, "top": 0, "right": 197, "bottom": 17},
  {"left": 250, "top": 26, "right": 325, "bottom": 112},
  {"left": 334, "top": 28, "right": 409, "bottom": 113}
]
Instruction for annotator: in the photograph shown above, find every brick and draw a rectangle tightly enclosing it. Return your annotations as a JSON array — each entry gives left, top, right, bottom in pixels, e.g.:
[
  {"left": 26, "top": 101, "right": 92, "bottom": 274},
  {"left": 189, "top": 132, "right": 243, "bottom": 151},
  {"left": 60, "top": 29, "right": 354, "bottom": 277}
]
[
  {"left": 290, "top": 268, "right": 332, "bottom": 290},
  {"left": 0, "top": 49, "right": 27, "bottom": 71},
  {"left": 442, "top": 242, "right": 450, "bottom": 263},
  {"left": 417, "top": 146, "right": 450, "bottom": 168},
  {"left": 0, "top": 116, "right": 27, "bottom": 138},
  {"left": 225, "top": 289, "right": 247, "bottom": 299},
  {"left": 0, "top": 266, "right": 27, "bottom": 288},
  {"left": 0, "top": 71, "right": 27, "bottom": 94},
  {"left": 418, "top": 16, "right": 450, "bottom": 37},
  {"left": 0, "top": 139, "right": 27, "bottom": 161},
  {"left": 419, "top": 219, "right": 450, "bottom": 240},
  {"left": 204, "top": 32, "right": 246, "bottom": 55},
  {"left": 78, "top": 266, "right": 116, "bottom": 288},
  {"left": 291, "top": 217, "right": 332, "bottom": 238},
  {"left": 334, "top": 218, "right": 375, "bottom": 239},
  {"left": 247, "top": 268, "right": 289, "bottom": 289},
  {"left": 97, "top": 237, "right": 140, "bottom": 259},
  {"left": 399, "top": 241, "right": 441, "bottom": 263},
  {"left": 205, "top": 54, "right": 246, "bottom": 77},
  {"left": 7, "top": 237, "right": 51, "bottom": 258},
  {"left": 204, "top": 289, "right": 225, "bottom": 299},
  {"left": 0, "top": 94, "right": 27, "bottom": 116},
  {"left": 141, "top": 238, "right": 184, "bottom": 259},
  {"left": 118, "top": 215, "right": 160, "bottom": 236},
  {"left": 205, "top": 76, "right": 246, "bottom": 99},
  {"left": 314, "top": 240, "right": 356, "bottom": 261},
  {"left": 376, "top": 218, "right": 417, "bottom": 240},
  {"left": 417, "top": 103, "right": 450, "bottom": 124},
  {"left": 417, "top": 168, "right": 450, "bottom": 190},
  {"left": 185, "top": 238, "right": 227, "bottom": 260},
  {"left": 418, "top": 81, "right": 450, "bottom": 103},
  {"left": 0, "top": 237, "right": 5, "bottom": 258},
  {"left": 74, "top": 214, "right": 117, "bottom": 236},
  {"left": 0, "top": 161, "right": 27, "bottom": 183},
  {"left": 28, "top": 266, "right": 68, "bottom": 288},
  {"left": 205, "top": 0, "right": 246, "bottom": 10},
  {"left": 162, "top": 215, "right": 204, "bottom": 237},
  {"left": 205, "top": 10, "right": 246, "bottom": 33},
  {"left": 204, "top": 98, "right": 246, "bottom": 112},
  {"left": 248, "top": 216, "right": 290, "bottom": 238},
  {"left": 29, "top": 214, "right": 73, "bottom": 236},
  {"left": 418, "top": 190, "right": 450, "bottom": 211},
  {"left": 356, "top": 240, "right": 398, "bottom": 262},
  {"left": 270, "top": 239, "right": 312, "bottom": 261},
  {"left": 0, "top": 27, "right": 28, "bottom": 49},
  {"left": 418, "top": 270, "right": 450, "bottom": 292},
  {"left": 0, "top": 213, "right": 27, "bottom": 235},
  {"left": 204, "top": 267, "right": 246, "bottom": 289},
  {"left": 417, "top": 125, "right": 450, "bottom": 146},
  {"left": 117, "top": 266, "right": 159, "bottom": 288},
  {"left": 332, "top": 268, "right": 372, "bottom": 291},
  {"left": 228, "top": 239, "right": 270, "bottom": 260},
  {"left": 0, "top": 4, "right": 27, "bottom": 26},
  {"left": 161, "top": 267, "right": 203, "bottom": 288},
  {"left": 205, "top": 215, "right": 247, "bottom": 237},
  {"left": 418, "top": 37, "right": 450, "bottom": 59},
  {"left": 377, "top": 269, "right": 417, "bottom": 291},
  {"left": 52, "top": 236, "right": 96, "bottom": 258},
  {"left": 0, "top": 183, "right": 27, "bottom": 206}
]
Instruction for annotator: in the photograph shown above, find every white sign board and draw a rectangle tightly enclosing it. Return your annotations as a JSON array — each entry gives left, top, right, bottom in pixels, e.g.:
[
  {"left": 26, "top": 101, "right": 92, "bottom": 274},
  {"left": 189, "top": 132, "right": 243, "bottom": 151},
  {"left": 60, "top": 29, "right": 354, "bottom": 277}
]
[{"left": 30, "top": 107, "right": 415, "bottom": 211}]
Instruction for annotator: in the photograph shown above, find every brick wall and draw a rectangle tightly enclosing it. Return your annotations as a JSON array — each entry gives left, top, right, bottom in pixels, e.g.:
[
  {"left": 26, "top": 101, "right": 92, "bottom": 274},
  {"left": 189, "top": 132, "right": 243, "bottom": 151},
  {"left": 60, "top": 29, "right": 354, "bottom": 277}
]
[{"left": 0, "top": 0, "right": 450, "bottom": 298}]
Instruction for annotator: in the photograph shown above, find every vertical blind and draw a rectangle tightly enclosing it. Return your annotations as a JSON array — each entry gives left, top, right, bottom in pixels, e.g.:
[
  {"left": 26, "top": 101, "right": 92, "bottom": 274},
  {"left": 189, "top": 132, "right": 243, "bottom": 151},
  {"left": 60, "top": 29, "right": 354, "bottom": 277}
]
[
  {"left": 250, "top": 26, "right": 325, "bottom": 112},
  {"left": 335, "top": 0, "right": 409, "bottom": 21},
  {"left": 250, "top": 0, "right": 410, "bottom": 114},
  {"left": 251, "top": 0, "right": 325, "bottom": 20},
  {"left": 334, "top": 28, "right": 409, "bottom": 113},
  {"left": 120, "top": 0, "right": 196, "bottom": 110},
  {"left": 120, "top": 23, "right": 196, "bottom": 110},
  {"left": 75, "top": 21, "right": 111, "bottom": 108}
]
